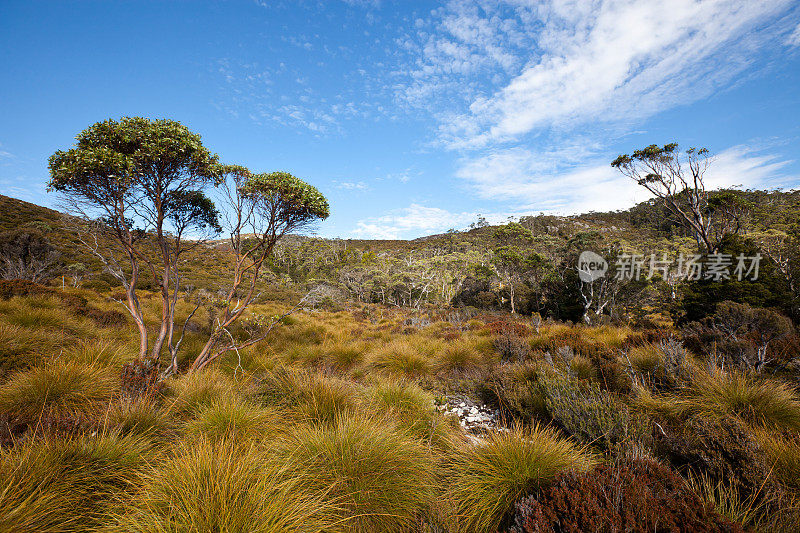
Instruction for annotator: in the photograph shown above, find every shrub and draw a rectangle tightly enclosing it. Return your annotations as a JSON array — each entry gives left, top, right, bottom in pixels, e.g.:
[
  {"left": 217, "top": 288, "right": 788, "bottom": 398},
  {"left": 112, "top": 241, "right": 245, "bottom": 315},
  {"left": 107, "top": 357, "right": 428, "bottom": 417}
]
[
  {"left": 493, "top": 329, "right": 530, "bottom": 362},
  {"left": 279, "top": 413, "right": 436, "bottom": 532},
  {"left": 446, "top": 424, "right": 596, "bottom": 532},
  {"left": 110, "top": 439, "right": 332, "bottom": 533},
  {"left": 0, "top": 432, "right": 150, "bottom": 532},
  {"left": 512, "top": 458, "right": 742, "bottom": 533},
  {"left": 539, "top": 375, "right": 649, "bottom": 454},
  {"left": 0, "top": 359, "right": 116, "bottom": 433}
]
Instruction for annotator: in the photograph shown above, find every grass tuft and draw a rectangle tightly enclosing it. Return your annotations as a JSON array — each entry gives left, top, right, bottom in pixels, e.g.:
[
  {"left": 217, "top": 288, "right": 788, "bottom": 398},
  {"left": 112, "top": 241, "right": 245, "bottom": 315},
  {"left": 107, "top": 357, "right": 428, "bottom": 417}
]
[
  {"left": 0, "top": 359, "right": 116, "bottom": 430},
  {"left": 446, "top": 424, "right": 597, "bottom": 532},
  {"left": 279, "top": 413, "right": 437, "bottom": 532},
  {"left": 0, "top": 432, "right": 150, "bottom": 532},
  {"left": 110, "top": 438, "right": 333, "bottom": 533}
]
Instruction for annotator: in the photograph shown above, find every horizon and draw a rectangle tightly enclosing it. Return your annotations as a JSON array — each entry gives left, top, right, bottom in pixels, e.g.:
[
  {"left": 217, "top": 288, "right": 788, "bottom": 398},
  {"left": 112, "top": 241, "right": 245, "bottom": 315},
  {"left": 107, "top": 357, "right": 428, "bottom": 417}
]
[{"left": 2, "top": 1, "right": 800, "bottom": 239}]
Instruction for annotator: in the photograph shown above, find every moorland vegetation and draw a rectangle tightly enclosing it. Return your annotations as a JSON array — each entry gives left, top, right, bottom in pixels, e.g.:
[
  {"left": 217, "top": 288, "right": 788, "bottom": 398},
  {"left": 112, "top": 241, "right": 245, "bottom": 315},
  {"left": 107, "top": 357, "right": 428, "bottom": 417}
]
[{"left": 1, "top": 119, "right": 800, "bottom": 531}]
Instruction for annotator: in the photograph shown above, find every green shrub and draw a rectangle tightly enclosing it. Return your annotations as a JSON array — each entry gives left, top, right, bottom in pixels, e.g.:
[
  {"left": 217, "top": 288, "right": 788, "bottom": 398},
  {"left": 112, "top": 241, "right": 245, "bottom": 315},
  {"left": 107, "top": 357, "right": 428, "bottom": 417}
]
[
  {"left": 539, "top": 375, "right": 649, "bottom": 454},
  {"left": 446, "top": 424, "right": 596, "bottom": 532}
]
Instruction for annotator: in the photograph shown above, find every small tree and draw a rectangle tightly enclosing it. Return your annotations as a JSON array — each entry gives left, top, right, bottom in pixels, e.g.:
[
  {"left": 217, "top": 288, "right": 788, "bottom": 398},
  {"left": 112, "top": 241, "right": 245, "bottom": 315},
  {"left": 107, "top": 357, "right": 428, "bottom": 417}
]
[
  {"left": 189, "top": 167, "right": 329, "bottom": 372},
  {"left": 48, "top": 117, "right": 221, "bottom": 361},
  {"left": 491, "top": 223, "right": 534, "bottom": 314},
  {"left": 0, "top": 229, "right": 60, "bottom": 283},
  {"left": 612, "top": 144, "right": 718, "bottom": 253}
]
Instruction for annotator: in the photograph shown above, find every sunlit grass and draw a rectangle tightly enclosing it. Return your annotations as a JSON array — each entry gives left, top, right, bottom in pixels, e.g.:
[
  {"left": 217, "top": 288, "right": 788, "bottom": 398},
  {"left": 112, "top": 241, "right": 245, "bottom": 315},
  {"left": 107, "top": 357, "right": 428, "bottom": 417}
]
[
  {"left": 0, "top": 432, "right": 151, "bottom": 532},
  {"left": 278, "top": 413, "right": 437, "bottom": 532},
  {"left": 445, "top": 424, "right": 597, "bottom": 532},
  {"left": 110, "top": 438, "right": 333, "bottom": 533},
  {"left": 0, "top": 359, "right": 116, "bottom": 429}
]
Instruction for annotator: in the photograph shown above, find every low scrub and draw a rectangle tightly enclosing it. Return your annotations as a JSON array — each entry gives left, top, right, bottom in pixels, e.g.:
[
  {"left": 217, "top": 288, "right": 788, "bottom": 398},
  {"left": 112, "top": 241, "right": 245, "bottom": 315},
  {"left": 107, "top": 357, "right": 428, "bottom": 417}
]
[
  {"left": 512, "top": 458, "right": 742, "bottom": 533},
  {"left": 539, "top": 375, "right": 649, "bottom": 454}
]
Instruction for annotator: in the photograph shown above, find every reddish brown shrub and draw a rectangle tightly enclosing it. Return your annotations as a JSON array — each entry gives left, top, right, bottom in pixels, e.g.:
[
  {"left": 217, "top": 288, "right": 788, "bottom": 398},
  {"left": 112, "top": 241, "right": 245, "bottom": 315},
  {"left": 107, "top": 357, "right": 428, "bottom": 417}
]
[
  {"left": 621, "top": 328, "right": 672, "bottom": 350},
  {"left": 656, "top": 414, "right": 783, "bottom": 506},
  {"left": 0, "top": 279, "right": 52, "bottom": 299},
  {"left": 511, "top": 458, "right": 742, "bottom": 533},
  {"left": 120, "top": 358, "right": 162, "bottom": 400},
  {"left": 84, "top": 307, "right": 127, "bottom": 327},
  {"left": 485, "top": 320, "right": 532, "bottom": 337}
]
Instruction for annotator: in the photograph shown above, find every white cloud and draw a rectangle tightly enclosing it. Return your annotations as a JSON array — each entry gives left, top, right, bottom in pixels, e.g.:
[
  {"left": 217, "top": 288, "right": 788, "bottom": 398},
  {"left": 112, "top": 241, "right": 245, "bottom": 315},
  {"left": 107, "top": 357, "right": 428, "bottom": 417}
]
[
  {"left": 399, "top": 0, "right": 795, "bottom": 149},
  {"left": 455, "top": 144, "right": 797, "bottom": 215},
  {"left": 334, "top": 181, "right": 369, "bottom": 190},
  {"left": 352, "top": 203, "right": 478, "bottom": 239},
  {"left": 787, "top": 22, "right": 800, "bottom": 47}
]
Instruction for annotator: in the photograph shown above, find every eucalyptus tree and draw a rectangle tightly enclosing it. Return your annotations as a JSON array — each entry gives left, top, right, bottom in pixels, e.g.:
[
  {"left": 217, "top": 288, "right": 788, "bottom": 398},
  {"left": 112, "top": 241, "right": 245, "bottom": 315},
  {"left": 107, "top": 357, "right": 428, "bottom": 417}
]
[
  {"left": 612, "top": 143, "right": 719, "bottom": 253},
  {"left": 189, "top": 167, "right": 329, "bottom": 372},
  {"left": 491, "top": 222, "right": 534, "bottom": 314},
  {"left": 49, "top": 117, "right": 221, "bottom": 360}
]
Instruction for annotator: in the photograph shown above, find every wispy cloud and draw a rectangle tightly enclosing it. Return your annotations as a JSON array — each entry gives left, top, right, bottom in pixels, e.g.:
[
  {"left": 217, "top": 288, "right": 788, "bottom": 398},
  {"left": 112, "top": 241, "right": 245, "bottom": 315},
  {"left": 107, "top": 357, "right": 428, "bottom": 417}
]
[
  {"left": 398, "top": 0, "right": 797, "bottom": 149},
  {"left": 454, "top": 144, "right": 798, "bottom": 215},
  {"left": 334, "top": 180, "right": 369, "bottom": 190},
  {"left": 352, "top": 203, "right": 477, "bottom": 239},
  {"left": 787, "top": 21, "right": 800, "bottom": 47}
]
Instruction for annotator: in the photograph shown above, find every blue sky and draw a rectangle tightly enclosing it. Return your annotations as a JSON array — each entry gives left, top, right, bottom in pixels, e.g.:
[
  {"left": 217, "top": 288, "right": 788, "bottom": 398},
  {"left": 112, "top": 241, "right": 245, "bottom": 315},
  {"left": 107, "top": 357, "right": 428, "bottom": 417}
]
[{"left": 2, "top": 0, "right": 800, "bottom": 239}]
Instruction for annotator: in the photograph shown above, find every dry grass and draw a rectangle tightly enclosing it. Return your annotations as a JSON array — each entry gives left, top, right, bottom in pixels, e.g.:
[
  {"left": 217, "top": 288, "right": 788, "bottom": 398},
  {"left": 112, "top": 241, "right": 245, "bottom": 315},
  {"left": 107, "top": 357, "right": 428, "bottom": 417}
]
[
  {"left": 0, "top": 359, "right": 116, "bottom": 429},
  {"left": 185, "top": 396, "right": 281, "bottom": 443},
  {"left": 109, "top": 438, "right": 334, "bottom": 533},
  {"left": 0, "top": 432, "right": 151, "bottom": 532},
  {"left": 445, "top": 423, "right": 597, "bottom": 532},
  {"left": 277, "top": 413, "right": 437, "bottom": 532},
  {"left": 682, "top": 370, "right": 800, "bottom": 431},
  {"left": 369, "top": 338, "right": 432, "bottom": 378}
]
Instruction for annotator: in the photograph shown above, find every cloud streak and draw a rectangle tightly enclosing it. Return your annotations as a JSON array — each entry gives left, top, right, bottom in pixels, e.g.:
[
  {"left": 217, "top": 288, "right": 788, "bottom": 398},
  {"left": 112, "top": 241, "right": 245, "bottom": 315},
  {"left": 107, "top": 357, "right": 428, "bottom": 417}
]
[{"left": 399, "top": 0, "right": 796, "bottom": 149}]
